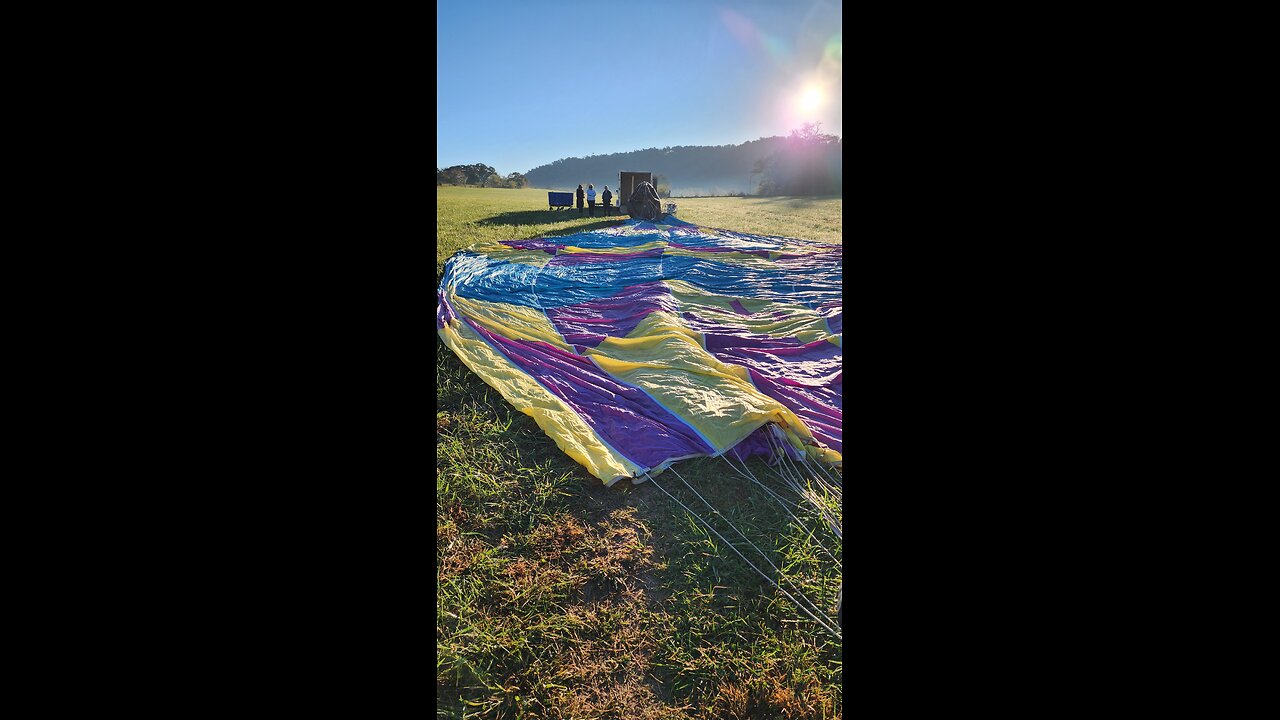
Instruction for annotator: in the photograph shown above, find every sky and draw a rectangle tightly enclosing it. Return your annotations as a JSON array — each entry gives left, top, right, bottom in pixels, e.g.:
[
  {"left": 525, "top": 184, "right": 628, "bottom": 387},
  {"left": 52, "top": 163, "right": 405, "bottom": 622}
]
[{"left": 437, "top": 0, "right": 842, "bottom": 177}]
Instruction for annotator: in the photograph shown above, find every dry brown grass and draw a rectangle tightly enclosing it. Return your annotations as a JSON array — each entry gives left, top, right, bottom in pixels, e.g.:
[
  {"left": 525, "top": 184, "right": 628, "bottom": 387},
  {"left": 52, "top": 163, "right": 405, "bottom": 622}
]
[
  {"left": 706, "top": 676, "right": 841, "bottom": 720},
  {"left": 438, "top": 535, "right": 486, "bottom": 579}
]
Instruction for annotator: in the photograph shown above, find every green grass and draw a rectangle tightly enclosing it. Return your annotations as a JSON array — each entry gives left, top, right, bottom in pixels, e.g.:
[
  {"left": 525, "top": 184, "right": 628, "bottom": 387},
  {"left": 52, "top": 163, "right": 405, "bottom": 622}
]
[
  {"left": 437, "top": 185, "right": 843, "bottom": 720},
  {"left": 435, "top": 186, "right": 842, "bottom": 279},
  {"left": 664, "top": 195, "right": 842, "bottom": 246}
]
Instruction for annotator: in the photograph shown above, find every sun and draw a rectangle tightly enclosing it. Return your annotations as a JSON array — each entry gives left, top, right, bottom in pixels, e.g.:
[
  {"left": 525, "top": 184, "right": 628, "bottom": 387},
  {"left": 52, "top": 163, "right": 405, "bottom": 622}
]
[{"left": 799, "top": 85, "right": 823, "bottom": 113}]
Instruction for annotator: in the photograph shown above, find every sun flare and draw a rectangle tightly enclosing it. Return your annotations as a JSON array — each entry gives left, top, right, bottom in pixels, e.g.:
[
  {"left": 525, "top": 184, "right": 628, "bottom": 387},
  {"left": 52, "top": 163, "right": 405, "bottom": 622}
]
[{"left": 799, "top": 86, "right": 823, "bottom": 113}]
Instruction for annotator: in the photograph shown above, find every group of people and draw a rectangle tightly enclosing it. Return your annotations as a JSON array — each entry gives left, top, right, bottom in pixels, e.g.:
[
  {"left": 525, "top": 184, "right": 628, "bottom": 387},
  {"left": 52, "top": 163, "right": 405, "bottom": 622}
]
[{"left": 575, "top": 184, "right": 614, "bottom": 217}]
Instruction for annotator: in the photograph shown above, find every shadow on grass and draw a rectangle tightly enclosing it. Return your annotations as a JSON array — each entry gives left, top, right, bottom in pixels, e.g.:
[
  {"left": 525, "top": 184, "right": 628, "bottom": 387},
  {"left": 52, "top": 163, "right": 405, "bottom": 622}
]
[
  {"left": 681, "top": 194, "right": 839, "bottom": 208},
  {"left": 756, "top": 195, "right": 834, "bottom": 208},
  {"left": 475, "top": 208, "right": 628, "bottom": 229}
]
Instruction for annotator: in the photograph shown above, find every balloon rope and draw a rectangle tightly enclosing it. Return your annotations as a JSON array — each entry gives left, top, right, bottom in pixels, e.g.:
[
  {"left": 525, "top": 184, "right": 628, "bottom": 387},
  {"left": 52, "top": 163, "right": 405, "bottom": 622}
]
[
  {"left": 668, "top": 465, "right": 840, "bottom": 635},
  {"left": 645, "top": 471, "right": 841, "bottom": 640},
  {"left": 719, "top": 453, "right": 839, "bottom": 564}
]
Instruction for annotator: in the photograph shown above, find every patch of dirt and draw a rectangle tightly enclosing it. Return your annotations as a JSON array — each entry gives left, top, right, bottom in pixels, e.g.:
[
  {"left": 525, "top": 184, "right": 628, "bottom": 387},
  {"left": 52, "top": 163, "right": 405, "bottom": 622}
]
[
  {"left": 586, "top": 508, "right": 655, "bottom": 577},
  {"left": 704, "top": 677, "right": 840, "bottom": 720},
  {"left": 574, "top": 481, "right": 678, "bottom": 607},
  {"left": 537, "top": 595, "right": 689, "bottom": 720},
  {"left": 436, "top": 519, "right": 458, "bottom": 545},
  {"left": 527, "top": 513, "right": 589, "bottom": 563},
  {"left": 437, "top": 535, "right": 485, "bottom": 579}
]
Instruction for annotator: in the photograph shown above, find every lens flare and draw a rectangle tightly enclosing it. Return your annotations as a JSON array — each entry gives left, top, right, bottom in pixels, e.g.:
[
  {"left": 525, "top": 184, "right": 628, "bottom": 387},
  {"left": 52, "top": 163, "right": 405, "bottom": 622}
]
[
  {"left": 720, "top": 7, "right": 790, "bottom": 61},
  {"left": 800, "top": 86, "right": 823, "bottom": 113},
  {"left": 823, "top": 34, "right": 842, "bottom": 67}
]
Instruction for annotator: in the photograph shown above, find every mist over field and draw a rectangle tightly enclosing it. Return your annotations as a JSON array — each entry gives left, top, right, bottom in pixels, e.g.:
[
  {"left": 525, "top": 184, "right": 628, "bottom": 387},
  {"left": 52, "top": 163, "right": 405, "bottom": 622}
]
[{"left": 524, "top": 134, "right": 841, "bottom": 197}]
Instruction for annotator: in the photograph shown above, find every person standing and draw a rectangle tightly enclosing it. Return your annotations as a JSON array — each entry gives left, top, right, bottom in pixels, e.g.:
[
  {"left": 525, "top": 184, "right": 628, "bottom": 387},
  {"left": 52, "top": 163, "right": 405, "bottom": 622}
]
[
  {"left": 576, "top": 184, "right": 585, "bottom": 215},
  {"left": 586, "top": 184, "right": 597, "bottom": 217},
  {"left": 601, "top": 185, "right": 613, "bottom": 215}
]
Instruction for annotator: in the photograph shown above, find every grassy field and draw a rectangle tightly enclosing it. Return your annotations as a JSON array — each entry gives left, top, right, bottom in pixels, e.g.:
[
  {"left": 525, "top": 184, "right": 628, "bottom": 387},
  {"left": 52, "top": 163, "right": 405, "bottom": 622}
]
[
  {"left": 435, "top": 187, "right": 842, "bottom": 277},
  {"left": 437, "top": 185, "right": 843, "bottom": 719}
]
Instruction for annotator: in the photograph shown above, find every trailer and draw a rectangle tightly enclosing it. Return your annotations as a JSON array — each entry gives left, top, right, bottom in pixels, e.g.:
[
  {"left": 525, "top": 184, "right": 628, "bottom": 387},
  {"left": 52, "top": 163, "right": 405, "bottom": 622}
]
[
  {"left": 617, "top": 171, "right": 652, "bottom": 215},
  {"left": 547, "top": 190, "right": 574, "bottom": 210}
]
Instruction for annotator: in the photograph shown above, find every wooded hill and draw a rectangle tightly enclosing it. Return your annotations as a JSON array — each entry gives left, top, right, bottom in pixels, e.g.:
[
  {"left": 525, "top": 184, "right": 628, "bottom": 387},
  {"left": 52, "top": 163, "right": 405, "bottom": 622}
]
[{"left": 524, "top": 130, "right": 841, "bottom": 197}]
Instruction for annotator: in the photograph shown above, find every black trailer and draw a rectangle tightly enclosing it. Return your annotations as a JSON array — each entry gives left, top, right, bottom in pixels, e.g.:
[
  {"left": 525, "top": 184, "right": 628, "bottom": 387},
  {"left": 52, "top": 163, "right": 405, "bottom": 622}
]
[{"left": 617, "top": 171, "right": 653, "bottom": 215}]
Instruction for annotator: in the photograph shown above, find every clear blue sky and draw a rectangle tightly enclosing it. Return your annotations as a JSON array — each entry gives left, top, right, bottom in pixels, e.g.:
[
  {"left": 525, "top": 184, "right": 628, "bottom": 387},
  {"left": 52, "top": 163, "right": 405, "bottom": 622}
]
[{"left": 437, "top": 0, "right": 842, "bottom": 177}]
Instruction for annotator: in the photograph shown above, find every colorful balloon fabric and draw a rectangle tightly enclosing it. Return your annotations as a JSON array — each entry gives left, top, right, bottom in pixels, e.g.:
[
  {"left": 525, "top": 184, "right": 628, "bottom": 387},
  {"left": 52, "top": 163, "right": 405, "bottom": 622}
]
[{"left": 437, "top": 215, "right": 841, "bottom": 486}]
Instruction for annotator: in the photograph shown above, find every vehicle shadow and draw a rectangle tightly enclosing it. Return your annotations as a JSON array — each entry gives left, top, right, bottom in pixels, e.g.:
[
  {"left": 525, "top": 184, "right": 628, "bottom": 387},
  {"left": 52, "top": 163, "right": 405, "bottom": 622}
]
[
  {"left": 683, "top": 194, "right": 839, "bottom": 209},
  {"left": 475, "top": 209, "right": 629, "bottom": 229},
  {"left": 755, "top": 195, "right": 827, "bottom": 208}
]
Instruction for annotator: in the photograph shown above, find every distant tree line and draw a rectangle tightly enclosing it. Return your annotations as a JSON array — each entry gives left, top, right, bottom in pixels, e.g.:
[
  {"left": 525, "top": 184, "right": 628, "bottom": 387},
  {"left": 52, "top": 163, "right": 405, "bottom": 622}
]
[
  {"left": 437, "top": 163, "right": 528, "bottom": 189},
  {"left": 523, "top": 127, "right": 841, "bottom": 197},
  {"left": 753, "top": 123, "right": 841, "bottom": 196}
]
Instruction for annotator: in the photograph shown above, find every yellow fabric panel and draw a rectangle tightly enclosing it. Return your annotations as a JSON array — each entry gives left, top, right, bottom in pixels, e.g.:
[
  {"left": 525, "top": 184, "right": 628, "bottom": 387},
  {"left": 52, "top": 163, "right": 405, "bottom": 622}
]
[
  {"left": 665, "top": 279, "right": 769, "bottom": 314},
  {"left": 662, "top": 248, "right": 780, "bottom": 267},
  {"left": 461, "top": 242, "right": 554, "bottom": 267},
  {"left": 438, "top": 318, "right": 643, "bottom": 485},
  {"left": 447, "top": 295, "right": 571, "bottom": 352},
  {"left": 559, "top": 240, "right": 667, "bottom": 255},
  {"left": 465, "top": 240, "right": 507, "bottom": 253},
  {"left": 664, "top": 280, "right": 830, "bottom": 344},
  {"left": 585, "top": 331, "right": 817, "bottom": 454},
  {"left": 772, "top": 424, "right": 842, "bottom": 465},
  {"left": 625, "top": 311, "right": 704, "bottom": 347},
  {"left": 808, "top": 445, "right": 842, "bottom": 465},
  {"left": 495, "top": 250, "right": 555, "bottom": 267}
]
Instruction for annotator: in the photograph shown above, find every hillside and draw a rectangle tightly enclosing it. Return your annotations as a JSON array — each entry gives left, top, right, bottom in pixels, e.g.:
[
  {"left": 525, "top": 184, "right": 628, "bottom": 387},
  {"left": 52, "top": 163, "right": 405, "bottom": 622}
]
[{"left": 525, "top": 137, "right": 796, "bottom": 196}]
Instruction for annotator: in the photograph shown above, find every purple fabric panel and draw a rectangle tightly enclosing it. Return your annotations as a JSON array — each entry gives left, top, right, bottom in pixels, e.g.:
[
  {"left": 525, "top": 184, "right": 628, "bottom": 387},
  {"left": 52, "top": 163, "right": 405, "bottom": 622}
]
[
  {"left": 727, "top": 425, "right": 774, "bottom": 461},
  {"left": 713, "top": 339, "right": 841, "bottom": 386},
  {"left": 547, "top": 248, "right": 664, "bottom": 265},
  {"left": 680, "top": 312, "right": 805, "bottom": 351},
  {"left": 702, "top": 331, "right": 804, "bottom": 351},
  {"left": 684, "top": 312, "right": 809, "bottom": 351},
  {"left": 751, "top": 338, "right": 838, "bottom": 358},
  {"left": 558, "top": 330, "right": 606, "bottom": 345},
  {"left": 462, "top": 318, "right": 714, "bottom": 469},
  {"left": 747, "top": 370, "right": 842, "bottom": 453},
  {"left": 437, "top": 291, "right": 456, "bottom": 329},
  {"left": 667, "top": 242, "right": 772, "bottom": 259},
  {"left": 559, "top": 331, "right": 608, "bottom": 347},
  {"left": 748, "top": 367, "right": 841, "bottom": 415},
  {"left": 729, "top": 300, "right": 751, "bottom": 315},
  {"left": 817, "top": 300, "right": 842, "bottom": 334},
  {"left": 666, "top": 242, "right": 732, "bottom": 253},
  {"left": 500, "top": 239, "right": 561, "bottom": 253},
  {"left": 778, "top": 247, "right": 841, "bottom": 259},
  {"left": 728, "top": 425, "right": 808, "bottom": 462},
  {"left": 546, "top": 282, "right": 677, "bottom": 348},
  {"left": 827, "top": 313, "right": 842, "bottom": 334}
]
